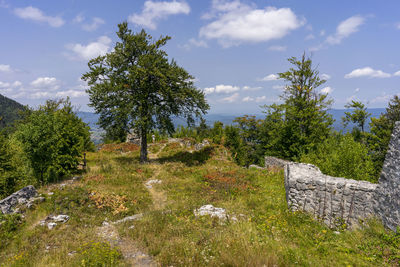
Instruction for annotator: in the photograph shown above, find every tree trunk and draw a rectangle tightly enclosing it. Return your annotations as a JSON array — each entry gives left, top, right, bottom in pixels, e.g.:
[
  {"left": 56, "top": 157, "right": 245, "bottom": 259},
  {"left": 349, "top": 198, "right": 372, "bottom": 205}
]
[{"left": 140, "top": 127, "right": 148, "bottom": 163}]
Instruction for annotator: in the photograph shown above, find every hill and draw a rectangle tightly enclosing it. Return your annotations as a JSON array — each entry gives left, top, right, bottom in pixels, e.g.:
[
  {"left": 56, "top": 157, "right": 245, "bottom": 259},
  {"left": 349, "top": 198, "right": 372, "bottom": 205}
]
[
  {"left": 0, "top": 140, "right": 398, "bottom": 266},
  {"left": 0, "top": 94, "right": 25, "bottom": 129}
]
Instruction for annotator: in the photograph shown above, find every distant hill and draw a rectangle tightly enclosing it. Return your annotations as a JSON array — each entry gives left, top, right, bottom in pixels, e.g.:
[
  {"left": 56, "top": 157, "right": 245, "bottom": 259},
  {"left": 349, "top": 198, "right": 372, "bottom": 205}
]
[
  {"left": 0, "top": 94, "right": 25, "bottom": 128},
  {"left": 78, "top": 108, "right": 386, "bottom": 134}
]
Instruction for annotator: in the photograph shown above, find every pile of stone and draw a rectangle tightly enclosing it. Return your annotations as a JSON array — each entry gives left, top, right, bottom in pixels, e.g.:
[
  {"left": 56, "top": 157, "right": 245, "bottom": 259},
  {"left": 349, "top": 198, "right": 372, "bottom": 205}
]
[
  {"left": 0, "top": 185, "right": 44, "bottom": 214},
  {"left": 194, "top": 204, "right": 238, "bottom": 222},
  {"left": 40, "top": 214, "right": 70, "bottom": 230}
]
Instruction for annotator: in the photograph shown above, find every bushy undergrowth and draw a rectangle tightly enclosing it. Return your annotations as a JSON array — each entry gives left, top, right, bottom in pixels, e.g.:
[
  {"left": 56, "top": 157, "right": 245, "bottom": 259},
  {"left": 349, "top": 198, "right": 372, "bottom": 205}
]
[{"left": 300, "top": 133, "right": 377, "bottom": 182}]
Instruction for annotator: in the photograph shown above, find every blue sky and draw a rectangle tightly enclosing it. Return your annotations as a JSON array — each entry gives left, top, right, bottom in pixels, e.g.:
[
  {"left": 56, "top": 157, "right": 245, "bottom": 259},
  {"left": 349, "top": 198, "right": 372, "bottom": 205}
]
[{"left": 0, "top": 0, "right": 399, "bottom": 114}]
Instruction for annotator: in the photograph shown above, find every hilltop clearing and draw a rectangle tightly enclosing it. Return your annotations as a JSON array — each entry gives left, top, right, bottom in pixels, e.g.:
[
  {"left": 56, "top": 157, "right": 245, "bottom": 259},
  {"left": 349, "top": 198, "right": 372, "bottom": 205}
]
[{"left": 1, "top": 140, "right": 399, "bottom": 266}]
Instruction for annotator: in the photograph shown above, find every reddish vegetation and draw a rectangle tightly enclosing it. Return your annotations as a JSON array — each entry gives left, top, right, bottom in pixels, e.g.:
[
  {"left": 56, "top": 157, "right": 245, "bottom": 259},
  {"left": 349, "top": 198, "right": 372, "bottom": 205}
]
[
  {"left": 99, "top": 143, "right": 140, "bottom": 152},
  {"left": 203, "top": 170, "right": 256, "bottom": 194}
]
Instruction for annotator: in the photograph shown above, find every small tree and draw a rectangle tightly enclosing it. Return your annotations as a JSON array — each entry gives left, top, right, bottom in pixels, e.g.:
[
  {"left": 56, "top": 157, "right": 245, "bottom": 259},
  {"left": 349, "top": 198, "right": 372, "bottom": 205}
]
[
  {"left": 342, "top": 100, "right": 371, "bottom": 133},
  {"left": 260, "top": 53, "right": 333, "bottom": 159},
  {"left": 83, "top": 22, "right": 209, "bottom": 163}
]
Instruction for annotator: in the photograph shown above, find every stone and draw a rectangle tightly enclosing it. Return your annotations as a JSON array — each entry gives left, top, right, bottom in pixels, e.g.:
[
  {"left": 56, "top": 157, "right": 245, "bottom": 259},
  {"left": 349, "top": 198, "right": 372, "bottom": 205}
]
[
  {"left": 47, "top": 222, "right": 57, "bottom": 230},
  {"left": 194, "top": 204, "right": 228, "bottom": 220},
  {"left": 145, "top": 179, "right": 162, "bottom": 189},
  {"left": 265, "top": 156, "right": 292, "bottom": 169},
  {"left": 249, "top": 165, "right": 265, "bottom": 170},
  {"left": 113, "top": 213, "right": 143, "bottom": 224},
  {"left": 40, "top": 214, "right": 69, "bottom": 230},
  {"left": 0, "top": 185, "right": 38, "bottom": 214}
]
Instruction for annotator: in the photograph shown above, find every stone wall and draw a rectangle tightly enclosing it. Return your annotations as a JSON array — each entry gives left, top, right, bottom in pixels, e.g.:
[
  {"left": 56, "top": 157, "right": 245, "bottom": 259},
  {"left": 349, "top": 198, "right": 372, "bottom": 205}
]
[{"left": 284, "top": 121, "right": 400, "bottom": 230}]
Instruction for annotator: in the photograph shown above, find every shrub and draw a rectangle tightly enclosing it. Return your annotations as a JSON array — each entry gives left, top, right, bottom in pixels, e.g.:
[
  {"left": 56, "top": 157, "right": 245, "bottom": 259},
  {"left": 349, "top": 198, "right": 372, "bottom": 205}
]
[
  {"left": 300, "top": 133, "right": 376, "bottom": 182},
  {"left": 77, "top": 242, "right": 122, "bottom": 267}
]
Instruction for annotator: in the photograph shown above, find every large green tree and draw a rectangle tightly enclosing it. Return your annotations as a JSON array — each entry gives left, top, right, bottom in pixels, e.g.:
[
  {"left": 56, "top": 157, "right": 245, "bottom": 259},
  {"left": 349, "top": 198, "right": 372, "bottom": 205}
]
[
  {"left": 260, "top": 53, "right": 333, "bottom": 159},
  {"left": 342, "top": 100, "right": 371, "bottom": 133},
  {"left": 82, "top": 22, "right": 209, "bottom": 162}
]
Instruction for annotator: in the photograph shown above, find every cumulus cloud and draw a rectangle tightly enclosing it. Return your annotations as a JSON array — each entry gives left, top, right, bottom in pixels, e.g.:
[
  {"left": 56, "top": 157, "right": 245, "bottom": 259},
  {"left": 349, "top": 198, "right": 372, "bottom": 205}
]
[
  {"left": 242, "top": 85, "right": 261, "bottom": 91},
  {"left": 394, "top": 70, "right": 400, "bottom": 76},
  {"left": 66, "top": 36, "right": 111, "bottom": 61},
  {"left": 199, "top": 1, "right": 304, "bottom": 47},
  {"left": 268, "top": 45, "right": 286, "bottom": 52},
  {"left": 272, "top": 85, "right": 284, "bottom": 91},
  {"left": 305, "top": 34, "right": 315, "bottom": 40},
  {"left": 14, "top": 6, "right": 64, "bottom": 27},
  {"left": 320, "top": 73, "right": 331, "bottom": 80},
  {"left": 371, "top": 93, "right": 394, "bottom": 104},
  {"left": 0, "top": 64, "right": 12, "bottom": 72},
  {"left": 82, "top": 17, "right": 105, "bottom": 31},
  {"left": 321, "top": 86, "right": 333, "bottom": 94},
  {"left": 129, "top": 0, "right": 190, "bottom": 30},
  {"left": 30, "top": 77, "right": 60, "bottom": 91},
  {"left": 204, "top": 84, "right": 240, "bottom": 94},
  {"left": 73, "top": 14, "right": 84, "bottom": 24},
  {"left": 258, "top": 74, "right": 279, "bottom": 81},
  {"left": 181, "top": 38, "right": 208, "bottom": 50},
  {"left": 326, "top": 15, "right": 365, "bottom": 45},
  {"left": 344, "top": 67, "right": 391, "bottom": 79},
  {"left": 242, "top": 96, "right": 254, "bottom": 102},
  {"left": 242, "top": 95, "right": 267, "bottom": 102},
  {"left": 221, "top": 92, "right": 239, "bottom": 102}
]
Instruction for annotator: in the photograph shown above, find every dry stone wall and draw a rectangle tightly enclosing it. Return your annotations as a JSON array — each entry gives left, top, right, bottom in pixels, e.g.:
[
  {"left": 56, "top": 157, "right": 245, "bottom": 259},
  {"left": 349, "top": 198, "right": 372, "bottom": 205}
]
[{"left": 284, "top": 121, "right": 400, "bottom": 230}]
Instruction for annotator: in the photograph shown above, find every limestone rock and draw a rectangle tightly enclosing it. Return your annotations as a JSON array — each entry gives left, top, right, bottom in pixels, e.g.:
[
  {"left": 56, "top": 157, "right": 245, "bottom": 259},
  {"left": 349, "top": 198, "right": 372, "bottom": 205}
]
[
  {"left": 194, "top": 204, "right": 228, "bottom": 220},
  {"left": 0, "top": 185, "right": 38, "bottom": 214},
  {"left": 145, "top": 179, "right": 162, "bottom": 189}
]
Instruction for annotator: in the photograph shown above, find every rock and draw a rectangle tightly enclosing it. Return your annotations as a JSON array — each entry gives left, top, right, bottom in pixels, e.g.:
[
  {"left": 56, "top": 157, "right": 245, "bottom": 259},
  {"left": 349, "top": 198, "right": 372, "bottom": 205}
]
[
  {"left": 265, "top": 156, "right": 292, "bottom": 169},
  {"left": 26, "top": 196, "right": 45, "bottom": 209},
  {"left": 113, "top": 214, "right": 143, "bottom": 224},
  {"left": 194, "top": 204, "right": 228, "bottom": 220},
  {"left": 50, "top": 215, "right": 69, "bottom": 223},
  {"left": 0, "top": 185, "right": 38, "bottom": 214},
  {"left": 47, "top": 222, "right": 57, "bottom": 230},
  {"left": 249, "top": 164, "right": 265, "bottom": 170},
  {"left": 145, "top": 179, "right": 162, "bottom": 189},
  {"left": 40, "top": 214, "right": 69, "bottom": 230}
]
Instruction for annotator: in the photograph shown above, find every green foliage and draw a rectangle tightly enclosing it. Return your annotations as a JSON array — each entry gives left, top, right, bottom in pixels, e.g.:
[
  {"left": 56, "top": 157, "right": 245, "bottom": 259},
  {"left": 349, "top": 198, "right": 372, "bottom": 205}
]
[
  {"left": 210, "top": 121, "right": 224, "bottom": 144},
  {"left": 83, "top": 22, "right": 209, "bottom": 162},
  {"left": 300, "top": 133, "right": 376, "bottom": 182},
  {"left": 15, "top": 99, "right": 93, "bottom": 184},
  {"left": 260, "top": 53, "right": 333, "bottom": 160},
  {"left": 77, "top": 242, "right": 122, "bottom": 267},
  {"left": 0, "top": 213, "right": 23, "bottom": 250},
  {"left": 343, "top": 100, "right": 371, "bottom": 135},
  {"left": 367, "top": 95, "right": 400, "bottom": 176}
]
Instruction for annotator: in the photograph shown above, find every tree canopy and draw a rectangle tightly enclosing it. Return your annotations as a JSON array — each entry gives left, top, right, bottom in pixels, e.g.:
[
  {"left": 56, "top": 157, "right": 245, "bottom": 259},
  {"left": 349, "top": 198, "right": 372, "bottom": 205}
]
[{"left": 82, "top": 22, "right": 209, "bottom": 162}]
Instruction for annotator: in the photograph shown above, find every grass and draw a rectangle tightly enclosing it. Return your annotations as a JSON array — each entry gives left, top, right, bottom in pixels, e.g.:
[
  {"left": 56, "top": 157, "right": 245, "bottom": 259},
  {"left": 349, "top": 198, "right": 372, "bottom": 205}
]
[{"left": 1, "top": 141, "right": 400, "bottom": 266}]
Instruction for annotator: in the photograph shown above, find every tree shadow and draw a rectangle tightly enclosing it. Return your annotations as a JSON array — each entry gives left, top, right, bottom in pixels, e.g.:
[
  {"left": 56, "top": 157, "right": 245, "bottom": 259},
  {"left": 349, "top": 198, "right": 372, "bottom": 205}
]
[{"left": 157, "top": 146, "right": 214, "bottom": 166}]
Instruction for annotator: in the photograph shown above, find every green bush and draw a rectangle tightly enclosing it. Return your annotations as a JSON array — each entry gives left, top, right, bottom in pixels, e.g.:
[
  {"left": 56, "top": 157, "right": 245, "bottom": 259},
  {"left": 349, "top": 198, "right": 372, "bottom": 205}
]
[{"left": 300, "top": 133, "right": 377, "bottom": 182}]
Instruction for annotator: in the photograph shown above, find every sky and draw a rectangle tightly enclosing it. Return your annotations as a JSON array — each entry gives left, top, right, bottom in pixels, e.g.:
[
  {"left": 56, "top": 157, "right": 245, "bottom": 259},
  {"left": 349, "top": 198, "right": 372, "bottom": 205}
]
[{"left": 0, "top": 0, "right": 399, "bottom": 114}]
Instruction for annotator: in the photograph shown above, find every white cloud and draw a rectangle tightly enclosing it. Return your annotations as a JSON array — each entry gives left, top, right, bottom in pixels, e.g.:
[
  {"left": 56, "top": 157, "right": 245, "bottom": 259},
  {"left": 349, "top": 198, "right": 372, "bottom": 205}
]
[
  {"left": 30, "top": 77, "right": 60, "bottom": 91},
  {"left": 82, "top": 17, "right": 105, "bottom": 31},
  {"left": 326, "top": 15, "right": 365, "bottom": 45},
  {"left": 394, "top": 70, "right": 400, "bottom": 76},
  {"left": 199, "top": 1, "right": 304, "bottom": 47},
  {"left": 344, "top": 67, "right": 391, "bottom": 79},
  {"left": 0, "top": 81, "right": 10, "bottom": 89},
  {"left": 321, "top": 86, "right": 333, "bottom": 94},
  {"left": 259, "top": 74, "right": 279, "bottom": 81},
  {"left": 255, "top": 95, "right": 267, "bottom": 102},
  {"left": 66, "top": 36, "right": 111, "bottom": 61},
  {"left": 242, "top": 85, "right": 261, "bottom": 91},
  {"left": 371, "top": 93, "right": 393, "bottom": 104},
  {"left": 268, "top": 45, "right": 286, "bottom": 52},
  {"left": 355, "top": 88, "right": 360, "bottom": 93},
  {"left": 272, "top": 85, "right": 284, "bottom": 91},
  {"left": 242, "top": 96, "right": 254, "bottom": 102},
  {"left": 321, "top": 73, "right": 331, "bottom": 80},
  {"left": 129, "top": 0, "right": 190, "bottom": 30},
  {"left": 204, "top": 84, "right": 240, "bottom": 94},
  {"left": 0, "top": 64, "right": 11, "bottom": 72},
  {"left": 56, "top": 89, "right": 87, "bottom": 98},
  {"left": 181, "top": 38, "right": 208, "bottom": 50},
  {"left": 14, "top": 6, "right": 64, "bottom": 27},
  {"left": 221, "top": 92, "right": 239, "bottom": 102},
  {"left": 73, "top": 14, "right": 84, "bottom": 24}
]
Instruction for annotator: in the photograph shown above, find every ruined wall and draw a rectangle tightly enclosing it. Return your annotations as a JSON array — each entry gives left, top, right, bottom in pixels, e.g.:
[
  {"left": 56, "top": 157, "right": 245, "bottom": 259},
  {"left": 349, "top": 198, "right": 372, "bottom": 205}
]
[
  {"left": 284, "top": 121, "right": 400, "bottom": 229},
  {"left": 284, "top": 164, "right": 377, "bottom": 228}
]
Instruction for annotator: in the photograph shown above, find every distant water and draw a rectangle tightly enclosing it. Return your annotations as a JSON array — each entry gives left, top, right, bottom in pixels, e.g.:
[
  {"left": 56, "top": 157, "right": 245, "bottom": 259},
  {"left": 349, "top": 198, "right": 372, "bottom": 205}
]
[{"left": 78, "top": 108, "right": 386, "bottom": 133}]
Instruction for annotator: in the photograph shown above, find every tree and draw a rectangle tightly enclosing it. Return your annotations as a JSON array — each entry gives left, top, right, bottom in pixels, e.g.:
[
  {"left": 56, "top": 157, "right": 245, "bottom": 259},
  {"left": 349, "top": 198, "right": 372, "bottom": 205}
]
[
  {"left": 16, "top": 99, "right": 93, "bottom": 183},
  {"left": 342, "top": 100, "right": 371, "bottom": 133},
  {"left": 368, "top": 95, "right": 400, "bottom": 175},
  {"left": 260, "top": 53, "right": 333, "bottom": 160},
  {"left": 82, "top": 22, "right": 209, "bottom": 163}
]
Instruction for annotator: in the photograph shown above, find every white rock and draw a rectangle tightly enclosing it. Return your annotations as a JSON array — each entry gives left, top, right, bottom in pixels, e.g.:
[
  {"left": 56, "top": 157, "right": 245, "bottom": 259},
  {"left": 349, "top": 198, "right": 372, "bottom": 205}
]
[
  {"left": 145, "top": 179, "right": 162, "bottom": 189},
  {"left": 47, "top": 222, "right": 57, "bottom": 230},
  {"left": 113, "top": 214, "right": 143, "bottom": 224},
  {"left": 194, "top": 204, "right": 228, "bottom": 220},
  {"left": 50, "top": 215, "right": 69, "bottom": 223}
]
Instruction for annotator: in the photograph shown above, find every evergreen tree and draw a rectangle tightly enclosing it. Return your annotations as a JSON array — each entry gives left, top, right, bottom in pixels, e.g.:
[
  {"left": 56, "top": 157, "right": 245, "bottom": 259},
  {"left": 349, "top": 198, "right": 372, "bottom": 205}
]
[
  {"left": 342, "top": 100, "right": 371, "bottom": 133},
  {"left": 83, "top": 22, "right": 209, "bottom": 163}
]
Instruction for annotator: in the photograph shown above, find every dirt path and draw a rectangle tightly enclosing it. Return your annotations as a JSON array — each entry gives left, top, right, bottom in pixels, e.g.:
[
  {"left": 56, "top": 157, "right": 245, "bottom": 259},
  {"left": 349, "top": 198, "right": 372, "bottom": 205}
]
[{"left": 146, "top": 143, "right": 168, "bottom": 210}]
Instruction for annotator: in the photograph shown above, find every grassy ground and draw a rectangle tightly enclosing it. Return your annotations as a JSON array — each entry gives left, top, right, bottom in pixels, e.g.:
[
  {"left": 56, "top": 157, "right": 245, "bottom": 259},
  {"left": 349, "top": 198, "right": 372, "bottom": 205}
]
[{"left": 1, "top": 141, "right": 400, "bottom": 266}]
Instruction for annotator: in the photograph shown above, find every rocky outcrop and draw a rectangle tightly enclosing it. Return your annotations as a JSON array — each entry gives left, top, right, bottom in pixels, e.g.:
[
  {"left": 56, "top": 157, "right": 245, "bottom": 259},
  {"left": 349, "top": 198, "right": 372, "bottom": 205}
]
[
  {"left": 265, "top": 156, "right": 292, "bottom": 168},
  {"left": 0, "top": 185, "right": 38, "bottom": 214},
  {"left": 285, "top": 121, "right": 400, "bottom": 230},
  {"left": 374, "top": 122, "right": 400, "bottom": 231},
  {"left": 40, "top": 214, "right": 70, "bottom": 230}
]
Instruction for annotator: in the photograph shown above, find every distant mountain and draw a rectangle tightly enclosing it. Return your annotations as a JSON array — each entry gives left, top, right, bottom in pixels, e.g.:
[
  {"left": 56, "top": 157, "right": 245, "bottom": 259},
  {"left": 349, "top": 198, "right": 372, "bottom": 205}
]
[
  {"left": 0, "top": 94, "right": 25, "bottom": 129},
  {"left": 78, "top": 108, "right": 387, "bottom": 135}
]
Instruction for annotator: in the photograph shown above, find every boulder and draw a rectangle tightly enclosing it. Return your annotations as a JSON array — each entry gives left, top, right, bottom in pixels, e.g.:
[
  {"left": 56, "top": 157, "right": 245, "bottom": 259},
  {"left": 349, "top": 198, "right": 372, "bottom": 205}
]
[{"left": 0, "top": 185, "right": 38, "bottom": 214}]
